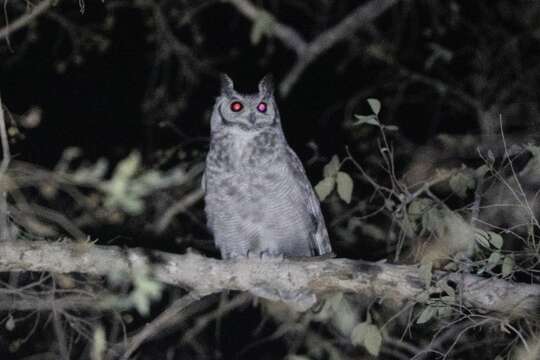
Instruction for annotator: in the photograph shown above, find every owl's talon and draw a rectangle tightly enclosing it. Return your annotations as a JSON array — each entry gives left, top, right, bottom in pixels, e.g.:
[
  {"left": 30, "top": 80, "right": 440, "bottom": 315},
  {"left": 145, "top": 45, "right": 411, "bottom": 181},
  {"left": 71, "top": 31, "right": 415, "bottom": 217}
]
[
  {"left": 227, "top": 251, "right": 248, "bottom": 259},
  {"left": 260, "top": 251, "right": 284, "bottom": 262},
  {"left": 247, "top": 250, "right": 259, "bottom": 259}
]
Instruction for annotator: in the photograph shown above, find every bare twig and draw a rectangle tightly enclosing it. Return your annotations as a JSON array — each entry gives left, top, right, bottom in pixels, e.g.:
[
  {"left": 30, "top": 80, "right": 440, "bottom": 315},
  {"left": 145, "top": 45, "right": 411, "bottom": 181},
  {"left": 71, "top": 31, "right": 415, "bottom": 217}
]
[
  {"left": 0, "top": 0, "right": 54, "bottom": 41},
  {"left": 1, "top": 240, "right": 539, "bottom": 317},
  {"left": 0, "top": 293, "right": 100, "bottom": 311},
  {"left": 118, "top": 292, "right": 203, "bottom": 360},
  {"left": 154, "top": 188, "right": 204, "bottom": 233},
  {"left": 52, "top": 308, "right": 70, "bottom": 360},
  {"left": 227, "top": 0, "right": 400, "bottom": 95},
  {"left": 0, "top": 98, "right": 9, "bottom": 174},
  {"left": 180, "top": 292, "right": 250, "bottom": 344},
  {"left": 0, "top": 97, "right": 10, "bottom": 241},
  {"left": 152, "top": 2, "right": 208, "bottom": 73},
  {"left": 281, "top": 0, "right": 400, "bottom": 95}
]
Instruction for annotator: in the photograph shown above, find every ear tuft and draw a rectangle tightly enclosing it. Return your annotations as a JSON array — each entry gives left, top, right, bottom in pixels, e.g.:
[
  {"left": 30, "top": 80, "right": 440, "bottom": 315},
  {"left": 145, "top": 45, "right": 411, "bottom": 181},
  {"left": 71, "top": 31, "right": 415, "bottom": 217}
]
[
  {"left": 220, "top": 74, "right": 235, "bottom": 97},
  {"left": 258, "top": 74, "right": 274, "bottom": 96}
]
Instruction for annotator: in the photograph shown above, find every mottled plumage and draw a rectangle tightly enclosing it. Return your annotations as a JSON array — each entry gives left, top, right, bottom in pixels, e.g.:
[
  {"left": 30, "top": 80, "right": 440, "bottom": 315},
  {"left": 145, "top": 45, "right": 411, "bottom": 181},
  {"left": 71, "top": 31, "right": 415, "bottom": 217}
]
[{"left": 203, "top": 74, "right": 332, "bottom": 260}]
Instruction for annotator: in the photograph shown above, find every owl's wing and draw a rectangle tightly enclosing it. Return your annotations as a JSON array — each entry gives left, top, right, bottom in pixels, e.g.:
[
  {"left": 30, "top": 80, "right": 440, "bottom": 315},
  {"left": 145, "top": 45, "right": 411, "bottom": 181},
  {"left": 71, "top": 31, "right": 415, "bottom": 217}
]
[{"left": 286, "top": 147, "right": 333, "bottom": 256}]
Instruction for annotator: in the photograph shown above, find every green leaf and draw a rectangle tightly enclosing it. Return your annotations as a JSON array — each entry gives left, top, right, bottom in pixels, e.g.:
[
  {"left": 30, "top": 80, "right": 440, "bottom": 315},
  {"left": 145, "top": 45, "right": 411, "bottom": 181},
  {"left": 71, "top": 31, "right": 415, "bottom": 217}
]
[
  {"left": 353, "top": 114, "right": 380, "bottom": 126},
  {"left": 502, "top": 256, "right": 514, "bottom": 277},
  {"left": 132, "top": 291, "right": 151, "bottom": 316},
  {"left": 350, "top": 322, "right": 369, "bottom": 346},
  {"left": 437, "top": 305, "right": 452, "bottom": 318},
  {"left": 488, "top": 232, "right": 503, "bottom": 249},
  {"left": 129, "top": 267, "right": 164, "bottom": 316},
  {"left": 250, "top": 11, "right": 274, "bottom": 44},
  {"left": 417, "top": 305, "right": 436, "bottom": 324},
  {"left": 419, "top": 261, "right": 433, "bottom": 287},
  {"left": 443, "top": 262, "right": 458, "bottom": 271},
  {"left": 114, "top": 151, "right": 141, "bottom": 179},
  {"left": 487, "top": 252, "right": 501, "bottom": 267},
  {"left": 367, "top": 98, "right": 381, "bottom": 115},
  {"left": 474, "top": 230, "right": 491, "bottom": 249},
  {"left": 363, "top": 324, "right": 382, "bottom": 356},
  {"left": 332, "top": 297, "right": 357, "bottom": 335},
  {"left": 422, "top": 207, "right": 445, "bottom": 233},
  {"left": 527, "top": 144, "right": 540, "bottom": 158},
  {"left": 336, "top": 171, "right": 353, "bottom": 203},
  {"left": 475, "top": 164, "right": 489, "bottom": 178},
  {"left": 323, "top": 155, "right": 340, "bottom": 177},
  {"left": 436, "top": 279, "right": 455, "bottom": 298},
  {"left": 5, "top": 315, "right": 14, "bottom": 331},
  {"left": 449, "top": 172, "right": 475, "bottom": 198},
  {"left": 315, "top": 177, "right": 336, "bottom": 201},
  {"left": 408, "top": 198, "right": 434, "bottom": 221}
]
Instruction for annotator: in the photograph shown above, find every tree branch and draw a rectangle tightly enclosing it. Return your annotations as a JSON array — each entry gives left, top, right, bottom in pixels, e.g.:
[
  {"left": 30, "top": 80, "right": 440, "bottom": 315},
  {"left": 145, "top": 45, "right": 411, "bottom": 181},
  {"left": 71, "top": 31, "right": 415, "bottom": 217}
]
[
  {"left": 280, "top": 0, "right": 400, "bottom": 95},
  {"left": 227, "top": 0, "right": 400, "bottom": 95},
  {"left": 227, "top": 0, "right": 307, "bottom": 55},
  {"left": 0, "top": 0, "right": 54, "bottom": 41},
  {"left": 118, "top": 292, "right": 203, "bottom": 360},
  {"left": 0, "top": 293, "right": 99, "bottom": 311},
  {"left": 0, "top": 97, "right": 10, "bottom": 241},
  {"left": 0, "top": 240, "right": 538, "bottom": 317},
  {"left": 153, "top": 188, "right": 204, "bottom": 233}
]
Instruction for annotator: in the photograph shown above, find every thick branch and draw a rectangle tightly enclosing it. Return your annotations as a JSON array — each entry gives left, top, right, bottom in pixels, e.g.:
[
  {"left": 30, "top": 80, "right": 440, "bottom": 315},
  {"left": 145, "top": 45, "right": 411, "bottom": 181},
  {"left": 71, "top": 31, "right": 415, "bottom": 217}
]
[{"left": 1, "top": 240, "right": 539, "bottom": 317}]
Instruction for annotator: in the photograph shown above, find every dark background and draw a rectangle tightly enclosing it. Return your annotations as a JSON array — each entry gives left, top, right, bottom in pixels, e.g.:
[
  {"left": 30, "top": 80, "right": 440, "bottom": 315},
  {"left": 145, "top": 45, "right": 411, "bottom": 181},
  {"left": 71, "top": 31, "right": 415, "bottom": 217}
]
[
  {"left": 1, "top": 0, "right": 540, "bottom": 359},
  {"left": 5, "top": 1, "right": 525, "bottom": 167}
]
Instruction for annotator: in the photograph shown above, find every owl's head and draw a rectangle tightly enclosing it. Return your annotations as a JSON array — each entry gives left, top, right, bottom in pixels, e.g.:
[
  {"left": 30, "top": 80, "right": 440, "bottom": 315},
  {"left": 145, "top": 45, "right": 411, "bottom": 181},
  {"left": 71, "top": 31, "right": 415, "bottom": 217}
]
[{"left": 211, "top": 74, "right": 280, "bottom": 133}]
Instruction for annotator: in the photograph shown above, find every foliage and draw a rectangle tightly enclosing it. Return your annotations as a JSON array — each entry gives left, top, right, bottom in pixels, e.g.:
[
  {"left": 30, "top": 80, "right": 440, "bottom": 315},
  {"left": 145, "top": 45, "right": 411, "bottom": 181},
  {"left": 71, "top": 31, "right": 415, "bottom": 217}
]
[{"left": 2, "top": 0, "right": 540, "bottom": 359}]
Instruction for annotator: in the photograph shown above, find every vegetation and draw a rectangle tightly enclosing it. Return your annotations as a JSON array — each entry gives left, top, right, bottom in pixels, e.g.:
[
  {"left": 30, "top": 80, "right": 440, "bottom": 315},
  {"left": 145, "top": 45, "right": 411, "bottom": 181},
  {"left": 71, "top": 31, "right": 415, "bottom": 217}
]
[{"left": 1, "top": 0, "right": 540, "bottom": 359}]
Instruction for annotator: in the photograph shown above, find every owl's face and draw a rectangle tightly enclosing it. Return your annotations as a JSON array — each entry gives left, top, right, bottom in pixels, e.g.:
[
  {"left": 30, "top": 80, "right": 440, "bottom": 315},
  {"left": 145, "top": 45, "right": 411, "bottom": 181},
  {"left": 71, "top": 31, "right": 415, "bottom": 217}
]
[{"left": 211, "top": 75, "right": 280, "bottom": 132}]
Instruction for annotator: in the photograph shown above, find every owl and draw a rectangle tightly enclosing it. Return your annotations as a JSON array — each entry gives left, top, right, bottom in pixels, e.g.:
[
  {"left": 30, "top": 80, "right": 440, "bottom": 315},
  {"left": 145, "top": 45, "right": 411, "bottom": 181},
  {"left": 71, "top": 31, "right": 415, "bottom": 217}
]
[{"left": 203, "top": 74, "right": 333, "bottom": 261}]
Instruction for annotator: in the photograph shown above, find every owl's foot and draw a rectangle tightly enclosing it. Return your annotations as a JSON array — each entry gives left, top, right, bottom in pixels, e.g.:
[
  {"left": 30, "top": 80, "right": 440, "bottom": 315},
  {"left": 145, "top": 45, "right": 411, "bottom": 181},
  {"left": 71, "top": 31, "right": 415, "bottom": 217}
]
[
  {"left": 227, "top": 251, "right": 249, "bottom": 259},
  {"left": 260, "top": 250, "right": 284, "bottom": 262},
  {"left": 246, "top": 250, "right": 261, "bottom": 259}
]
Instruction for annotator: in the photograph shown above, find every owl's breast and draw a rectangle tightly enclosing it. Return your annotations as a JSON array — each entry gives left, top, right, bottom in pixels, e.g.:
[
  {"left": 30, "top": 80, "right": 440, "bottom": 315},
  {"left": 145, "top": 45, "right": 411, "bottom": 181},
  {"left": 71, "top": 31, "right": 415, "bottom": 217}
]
[
  {"left": 241, "top": 129, "right": 282, "bottom": 168},
  {"left": 207, "top": 153, "right": 300, "bottom": 207},
  {"left": 206, "top": 128, "right": 283, "bottom": 173}
]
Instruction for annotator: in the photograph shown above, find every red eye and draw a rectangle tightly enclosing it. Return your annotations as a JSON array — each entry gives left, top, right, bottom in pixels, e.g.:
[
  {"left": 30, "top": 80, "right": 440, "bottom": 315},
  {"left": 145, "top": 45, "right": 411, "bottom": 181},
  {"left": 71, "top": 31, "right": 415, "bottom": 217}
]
[
  {"left": 230, "top": 101, "right": 243, "bottom": 112},
  {"left": 257, "top": 102, "right": 267, "bottom": 113}
]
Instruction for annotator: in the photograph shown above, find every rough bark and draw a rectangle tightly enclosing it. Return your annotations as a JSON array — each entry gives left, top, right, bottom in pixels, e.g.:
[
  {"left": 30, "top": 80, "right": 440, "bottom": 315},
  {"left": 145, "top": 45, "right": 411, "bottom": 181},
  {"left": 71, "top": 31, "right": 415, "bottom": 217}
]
[{"left": 0, "top": 240, "right": 539, "bottom": 317}]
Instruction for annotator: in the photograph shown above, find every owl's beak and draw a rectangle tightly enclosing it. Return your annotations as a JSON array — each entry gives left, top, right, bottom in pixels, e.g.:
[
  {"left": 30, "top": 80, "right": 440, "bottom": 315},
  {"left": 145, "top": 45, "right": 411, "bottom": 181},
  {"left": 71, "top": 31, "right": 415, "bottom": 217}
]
[{"left": 248, "top": 112, "right": 257, "bottom": 124}]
